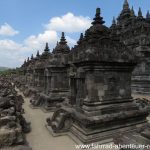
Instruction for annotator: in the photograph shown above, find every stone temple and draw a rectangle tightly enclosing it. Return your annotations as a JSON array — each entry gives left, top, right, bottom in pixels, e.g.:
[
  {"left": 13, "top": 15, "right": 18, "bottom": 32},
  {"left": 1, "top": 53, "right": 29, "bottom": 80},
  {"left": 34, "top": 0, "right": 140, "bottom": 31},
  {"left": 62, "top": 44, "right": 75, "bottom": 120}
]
[
  {"left": 110, "top": 0, "right": 150, "bottom": 94},
  {"left": 15, "top": 0, "right": 150, "bottom": 146}
]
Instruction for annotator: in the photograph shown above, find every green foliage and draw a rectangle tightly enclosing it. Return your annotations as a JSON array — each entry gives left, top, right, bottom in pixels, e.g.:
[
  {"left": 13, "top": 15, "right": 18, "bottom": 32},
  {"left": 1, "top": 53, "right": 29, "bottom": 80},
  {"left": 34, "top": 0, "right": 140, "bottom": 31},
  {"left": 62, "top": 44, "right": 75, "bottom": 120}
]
[
  {"left": 0, "top": 67, "right": 9, "bottom": 71},
  {"left": 0, "top": 68, "right": 17, "bottom": 76}
]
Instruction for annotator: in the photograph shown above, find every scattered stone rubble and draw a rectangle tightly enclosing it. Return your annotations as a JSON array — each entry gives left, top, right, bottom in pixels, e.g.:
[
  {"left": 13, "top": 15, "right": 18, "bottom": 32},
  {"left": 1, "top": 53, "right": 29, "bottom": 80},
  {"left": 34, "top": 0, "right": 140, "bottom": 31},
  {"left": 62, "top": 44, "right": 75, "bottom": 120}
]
[{"left": 0, "top": 77, "right": 31, "bottom": 149}]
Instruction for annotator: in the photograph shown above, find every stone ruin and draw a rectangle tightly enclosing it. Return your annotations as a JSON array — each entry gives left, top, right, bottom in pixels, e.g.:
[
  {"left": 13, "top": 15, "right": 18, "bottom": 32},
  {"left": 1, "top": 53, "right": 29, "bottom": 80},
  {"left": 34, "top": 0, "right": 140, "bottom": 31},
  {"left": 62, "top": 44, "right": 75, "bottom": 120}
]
[
  {"left": 46, "top": 8, "right": 150, "bottom": 144},
  {"left": 0, "top": 77, "right": 31, "bottom": 150},
  {"left": 110, "top": 0, "right": 150, "bottom": 94},
  {"left": 15, "top": 34, "right": 70, "bottom": 112},
  {"left": 14, "top": 0, "right": 150, "bottom": 146}
]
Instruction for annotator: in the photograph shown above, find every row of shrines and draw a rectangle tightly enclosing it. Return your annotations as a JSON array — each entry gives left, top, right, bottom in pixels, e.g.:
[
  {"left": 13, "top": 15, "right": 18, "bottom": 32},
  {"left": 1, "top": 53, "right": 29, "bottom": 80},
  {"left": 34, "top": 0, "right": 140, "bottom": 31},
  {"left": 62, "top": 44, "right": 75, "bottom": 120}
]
[
  {"left": 21, "top": 0, "right": 150, "bottom": 95},
  {"left": 16, "top": 0, "right": 150, "bottom": 144}
]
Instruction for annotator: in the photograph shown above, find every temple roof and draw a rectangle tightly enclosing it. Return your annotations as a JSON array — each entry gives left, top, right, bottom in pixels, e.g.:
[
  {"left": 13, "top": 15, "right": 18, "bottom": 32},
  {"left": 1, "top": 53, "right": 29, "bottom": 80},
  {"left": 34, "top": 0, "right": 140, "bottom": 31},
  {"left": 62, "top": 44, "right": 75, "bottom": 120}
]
[
  {"left": 111, "top": 0, "right": 150, "bottom": 38},
  {"left": 146, "top": 11, "right": 150, "bottom": 18},
  {"left": 130, "top": 6, "right": 135, "bottom": 18},
  {"left": 92, "top": 8, "right": 105, "bottom": 25},
  {"left": 137, "top": 7, "right": 143, "bottom": 19},
  {"left": 71, "top": 8, "right": 137, "bottom": 63},
  {"left": 31, "top": 54, "right": 34, "bottom": 60},
  {"left": 45, "top": 42, "right": 49, "bottom": 51},
  {"left": 36, "top": 50, "right": 40, "bottom": 57},
  {"left": 78, "top": 8, "right": 109, "bottom": 48},
  {"left": 40, "top": 43, "right": 50, "bottom": 60},
  {"left": 117, "top": 0, "right": 131, "bottom": 24},
  {"left": 53, "top": 32, "right": 70, "bottom": 54},
  {"left": 77, "top": 33, "right": 84, "bottom": 45},
  {"left": 110, "top": 17, "right": 116, "bottom": 29},
  {"left": 33, "top": 43, "right": 51, "bottom": 69}
]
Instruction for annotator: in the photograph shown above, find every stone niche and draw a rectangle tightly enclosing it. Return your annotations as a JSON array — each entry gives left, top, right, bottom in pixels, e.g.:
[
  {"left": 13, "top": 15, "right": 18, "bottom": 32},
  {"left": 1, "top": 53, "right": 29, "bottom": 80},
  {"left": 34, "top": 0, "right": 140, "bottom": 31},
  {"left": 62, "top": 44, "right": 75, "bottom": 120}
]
[{"left": 46, "top": 8, "right": 149, "bottom": 144}]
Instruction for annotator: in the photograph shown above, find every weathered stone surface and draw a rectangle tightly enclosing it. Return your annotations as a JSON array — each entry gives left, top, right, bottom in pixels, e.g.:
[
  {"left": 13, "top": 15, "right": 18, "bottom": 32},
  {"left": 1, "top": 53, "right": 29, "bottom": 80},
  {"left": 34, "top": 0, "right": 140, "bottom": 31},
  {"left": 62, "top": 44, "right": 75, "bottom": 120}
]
[
  {"left": 15, "top": 0, "right": 150, "bottom": 146},
  {"left": 109, "top": 0, "right": 150, "bottom": 94},
  {"left": 0, "top": 125, "right": 27, "bottom": 146},
  {"left": 17, "top": 34, "right": 70, "bottom": 112},
  {"left": 45, "top": 7, "right": 149, "bottom": 144},
  {"left": 0, "top": 78, "right": 31, "bottom": 149}
]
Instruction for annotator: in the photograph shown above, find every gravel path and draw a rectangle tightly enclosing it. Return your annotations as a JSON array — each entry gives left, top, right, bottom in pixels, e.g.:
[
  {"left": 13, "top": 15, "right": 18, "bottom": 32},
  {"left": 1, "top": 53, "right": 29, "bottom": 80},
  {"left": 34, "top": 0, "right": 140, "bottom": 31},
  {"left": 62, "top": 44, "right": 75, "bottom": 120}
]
[{"left": 16, "top": 88, "right": 77, "bottom": 150}]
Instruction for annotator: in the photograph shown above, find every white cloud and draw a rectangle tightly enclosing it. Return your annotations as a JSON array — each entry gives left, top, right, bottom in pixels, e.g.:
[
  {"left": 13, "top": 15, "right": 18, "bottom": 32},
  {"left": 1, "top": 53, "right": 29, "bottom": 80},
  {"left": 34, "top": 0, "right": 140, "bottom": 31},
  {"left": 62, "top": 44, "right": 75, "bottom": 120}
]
[
  {"left": 24, "top": 30, "right": 58, "bottom": 51},
  {"left": 66, "top": 36, "right": 76, "bottom": 46},
  {"left": 0, "top": 34, "right": 76, "bottom": 68},
  {"left": 0, "top": 39, "right": 27, "bottom": 67},
  {"left": 0, "top": 33, "right": 78, "bottom": 68},
  {"left": 0, "top": 23, "right": 19, "bottom": 36},
  {"left": 45, "top": 12, "right": 91, "bottom": 33},
  {"left": 0, "top": 12, "right": 91, "bottom": 68}
]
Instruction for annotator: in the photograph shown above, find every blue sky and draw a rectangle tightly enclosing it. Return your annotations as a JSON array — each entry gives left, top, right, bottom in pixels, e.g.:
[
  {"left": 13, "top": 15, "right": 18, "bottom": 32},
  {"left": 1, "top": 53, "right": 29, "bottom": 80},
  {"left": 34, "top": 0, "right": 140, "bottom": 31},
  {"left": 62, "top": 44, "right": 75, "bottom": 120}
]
[{"left": 0, "top": 0, "right": 149, "bottom": 68}]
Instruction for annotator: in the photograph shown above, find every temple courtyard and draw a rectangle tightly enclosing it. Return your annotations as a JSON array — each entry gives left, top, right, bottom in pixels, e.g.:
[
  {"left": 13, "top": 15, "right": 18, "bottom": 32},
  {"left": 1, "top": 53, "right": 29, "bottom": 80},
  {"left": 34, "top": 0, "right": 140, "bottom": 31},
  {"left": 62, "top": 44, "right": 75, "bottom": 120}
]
[
  {"left": 1, "top": 0, "right": 150, "bottom": 149},
  {"left": 16, "top": 88, "right": 76, "bottom": 150},
  {"left": 15, "top": 87, "right": 149, "bottom": 150}
]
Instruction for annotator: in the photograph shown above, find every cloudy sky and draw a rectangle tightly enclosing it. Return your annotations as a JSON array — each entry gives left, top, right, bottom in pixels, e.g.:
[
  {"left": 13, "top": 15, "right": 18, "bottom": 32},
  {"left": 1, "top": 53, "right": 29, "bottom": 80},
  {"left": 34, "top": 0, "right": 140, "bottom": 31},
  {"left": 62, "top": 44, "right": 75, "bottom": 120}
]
[{"left": 0, "top": 0, "right": 149, "bottom": 68}]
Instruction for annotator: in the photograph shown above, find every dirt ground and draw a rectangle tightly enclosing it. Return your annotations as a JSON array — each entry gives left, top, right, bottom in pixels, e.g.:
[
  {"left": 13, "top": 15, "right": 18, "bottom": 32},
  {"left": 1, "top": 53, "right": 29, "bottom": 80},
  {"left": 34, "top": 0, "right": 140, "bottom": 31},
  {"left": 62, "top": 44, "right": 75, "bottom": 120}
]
[
  {"left": 16, "top": 89, "right": 149, "bottom": 150},
  {"left": 16, "top": 89, "right": 77, "bottom": 150}
]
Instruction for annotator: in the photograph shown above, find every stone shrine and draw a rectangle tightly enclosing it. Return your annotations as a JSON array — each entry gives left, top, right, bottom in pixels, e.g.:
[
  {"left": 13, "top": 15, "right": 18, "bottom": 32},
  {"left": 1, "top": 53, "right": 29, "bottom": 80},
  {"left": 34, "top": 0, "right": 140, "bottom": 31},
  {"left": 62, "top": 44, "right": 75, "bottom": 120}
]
[
  {"left": 18, "top": 33, "right": 70, "bottom": 112},
  {"left": 46, "top": 8, "right": 149, "bottom": 144},
  {"left": 110, "top": 0, "right": 150, "bottom": 94},
  {"left": 41, "top": 32, "right": 70, "bottom": 111}
]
